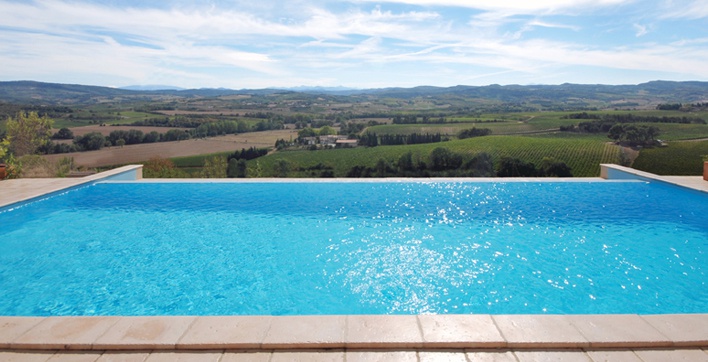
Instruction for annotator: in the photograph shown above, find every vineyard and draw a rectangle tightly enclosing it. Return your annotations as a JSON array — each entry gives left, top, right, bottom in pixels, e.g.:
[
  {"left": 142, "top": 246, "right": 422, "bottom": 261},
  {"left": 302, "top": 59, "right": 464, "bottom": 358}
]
[
  {"left": 365, "top": 119, "right": 574, "bottom": 136},
  {"left": 251, "top": 135, "right": 621, "bottom": 177},
  {"left": 632, "top": 141, "right": 708, "bottom": 175}
]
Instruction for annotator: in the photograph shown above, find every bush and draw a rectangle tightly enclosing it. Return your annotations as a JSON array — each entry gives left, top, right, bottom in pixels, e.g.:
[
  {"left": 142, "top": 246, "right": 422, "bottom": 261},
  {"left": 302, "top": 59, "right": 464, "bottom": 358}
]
[{"left": 143, "top": 157, "right": 186, "bottom": 178}]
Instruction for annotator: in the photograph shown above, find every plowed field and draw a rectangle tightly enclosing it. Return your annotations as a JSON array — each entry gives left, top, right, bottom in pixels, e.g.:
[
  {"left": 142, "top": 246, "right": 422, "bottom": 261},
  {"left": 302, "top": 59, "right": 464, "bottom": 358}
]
[{"left": 44, "top": 129, "right": 297, "bottom": 168}]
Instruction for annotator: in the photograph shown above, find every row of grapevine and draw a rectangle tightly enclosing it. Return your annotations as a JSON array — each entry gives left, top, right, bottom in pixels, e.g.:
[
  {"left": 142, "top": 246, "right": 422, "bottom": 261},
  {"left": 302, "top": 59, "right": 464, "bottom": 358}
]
[{"left": 252, "top": 136, "right": 621, "bottom": 177}]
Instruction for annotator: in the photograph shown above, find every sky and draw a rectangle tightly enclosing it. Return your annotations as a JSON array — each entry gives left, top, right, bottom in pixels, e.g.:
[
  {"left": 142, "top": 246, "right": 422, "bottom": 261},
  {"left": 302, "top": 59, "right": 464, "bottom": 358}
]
[{"left": 0, "top": 0, "right": 707, "bottom": 89}]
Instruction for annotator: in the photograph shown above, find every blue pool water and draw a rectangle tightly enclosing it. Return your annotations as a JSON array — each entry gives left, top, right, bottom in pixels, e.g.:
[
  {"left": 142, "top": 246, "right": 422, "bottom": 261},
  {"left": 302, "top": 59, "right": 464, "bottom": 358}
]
[{"left": 0, "top": 180, "right": 706, "bottom": 316}]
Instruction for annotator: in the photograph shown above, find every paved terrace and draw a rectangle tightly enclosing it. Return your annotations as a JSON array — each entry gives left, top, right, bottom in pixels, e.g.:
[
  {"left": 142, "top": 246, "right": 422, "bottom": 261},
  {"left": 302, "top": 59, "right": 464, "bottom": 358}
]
[{"left": 1, "top": 165, "right": 707, "bottom": 361}]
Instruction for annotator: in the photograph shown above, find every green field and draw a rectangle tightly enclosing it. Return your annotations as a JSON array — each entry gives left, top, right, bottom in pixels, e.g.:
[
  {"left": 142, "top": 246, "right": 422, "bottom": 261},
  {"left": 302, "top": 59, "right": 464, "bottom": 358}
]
[
  {"left": 51, "top": 110, "right": 160, "bottom": 128},
  {"left": 251, "top": 135, "right": 620, "bottom": 177},
  {"left": 632, "top": 141, "right": 708, "bottom": 175}
]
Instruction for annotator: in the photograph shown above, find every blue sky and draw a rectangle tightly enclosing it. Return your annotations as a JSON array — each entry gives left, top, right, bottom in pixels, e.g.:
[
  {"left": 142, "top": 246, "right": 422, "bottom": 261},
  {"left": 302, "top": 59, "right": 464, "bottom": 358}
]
[{"left": 0, "top": 0, "right": 706, "bottom": 89}]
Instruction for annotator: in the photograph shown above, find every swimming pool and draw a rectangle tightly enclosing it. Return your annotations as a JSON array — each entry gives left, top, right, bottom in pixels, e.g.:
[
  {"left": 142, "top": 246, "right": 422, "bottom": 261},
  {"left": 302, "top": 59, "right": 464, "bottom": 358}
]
[{"left": 0, "top": 179, "right": 705, "bottom": 316}]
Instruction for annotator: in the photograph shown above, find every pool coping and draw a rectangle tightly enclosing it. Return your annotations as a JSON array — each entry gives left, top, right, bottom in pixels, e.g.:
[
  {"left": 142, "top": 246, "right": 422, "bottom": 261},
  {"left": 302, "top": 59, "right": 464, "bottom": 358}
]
[
  {"left": 1, "top": 164, "right": 706, "bottom": 352},
  {"left": 0, "top": 314, "right": 707, "bottom": 351}
]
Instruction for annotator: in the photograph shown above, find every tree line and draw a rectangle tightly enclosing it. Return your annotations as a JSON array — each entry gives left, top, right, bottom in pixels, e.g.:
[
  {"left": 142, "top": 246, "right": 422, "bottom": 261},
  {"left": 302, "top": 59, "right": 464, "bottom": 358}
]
[
  {"left": 656, "top": 102, "right": 708, "bottom": 111},
  {"left": 41, "top": 118, "right": 286, "bottom": 154},
  {"left": 560, "top": 112, "right": 705, "bottom": 127},
  {"left": 344, "top": 147, "right": 572, "bottom": 178},
  {"left": 359, "top": 132, "right": 447, "bottom": 147},
  {"left": 42, "top": 128, "right": 193, "bottom": 153}
]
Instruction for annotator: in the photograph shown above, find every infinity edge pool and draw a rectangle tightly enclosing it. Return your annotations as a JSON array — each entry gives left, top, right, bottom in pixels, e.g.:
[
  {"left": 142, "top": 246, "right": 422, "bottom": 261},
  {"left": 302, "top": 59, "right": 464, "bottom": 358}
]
[{"left": 0, "top": 164, "right": 706, "bottom": 354}]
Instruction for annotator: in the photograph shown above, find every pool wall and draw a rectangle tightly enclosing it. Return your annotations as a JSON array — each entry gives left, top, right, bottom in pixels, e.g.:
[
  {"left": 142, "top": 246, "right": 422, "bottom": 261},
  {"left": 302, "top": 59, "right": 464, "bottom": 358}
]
[
  {"left": 601, "top": 163, "right": 708, "bottom": 194},
  {"left": 0, "top": 165, "right": 142, "bottom": 209}
]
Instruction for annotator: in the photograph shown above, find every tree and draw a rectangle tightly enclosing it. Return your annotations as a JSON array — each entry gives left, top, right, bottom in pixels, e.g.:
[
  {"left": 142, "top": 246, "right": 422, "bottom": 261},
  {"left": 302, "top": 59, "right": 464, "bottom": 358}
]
[
  {"left": 273, "top": 159, "right": 291, "bottom": 177},
  {"left": 74, "top": 132, "right": 106, "bottom": 151},
  {"left": 52, "top": 128, "right": 74, "bottom": 140},
  {"left": 0, "top": 138, "right": 9, "bottom": 161},
  {"left": 297, "top": 127, "right": 317, "bottom": 138},
  {"left": 359, "top": 132, "right": 378, "bottom": 147},
  {"left": 397, "top": 152, "right": 415, "bottom": 173},
  {"left": 607, "top": 124, "right": 624, "bottom": 142},
  {"left": 374, "top": 158, "right": 393, "bottom": 177},
  {"left": 125, "top": 129, "right": 144, "bottom": 144},
  {"left": 607, "top": 124, "right": 660, "bottom": 146},
  {"left": 458, "top": 127, "right": 492, "bottom": 139},
  {"left": 227, "top": 158, "right": 248, "bottom": 178},
  {"left": 497, "top": 157, "right": 538, "bottom": 177},
  {"left": 462, "top": 152, "right": 495, "bottom": 177},
  {"left": 429, "top": 147, "right": 462, "bottom": 171},
  {"left": 539, "top": 157, "right": 573, "bottom": 177},
  {"left": 201, "top": 156, "right": 227, "bottom": 178},
  {"left": 319, "top": 126, "right": 335, "bottom": 136},
  {"left": 143, "top": 131, "right": 160, "bottom": 143},
  {"left": 5, "top": 112, "right": 53, "bottom": 156}
]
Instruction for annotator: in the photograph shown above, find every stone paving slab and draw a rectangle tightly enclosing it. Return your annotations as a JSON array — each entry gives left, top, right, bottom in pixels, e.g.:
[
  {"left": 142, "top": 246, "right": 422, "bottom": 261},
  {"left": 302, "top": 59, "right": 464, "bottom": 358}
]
[
  {"left": 93, "top": 317, "right": 196, "bottom": 350},
  {"left": 1, "top": 349, "right": 707, "bottom": 362},
  {"left": 493, "top": 315, "right": 589, "bottom": 348},
  {"left": 641, "top": 314, "right": 708, "bottom": 346},
  {"left": 1, "top": 315, "right": 706, "bottom": 351},
  {"left": 567, "top": 315, "right": 672, "bottom": 348},
  {"left": 418, "top": 315, "right": 505, "bottom": 348}
]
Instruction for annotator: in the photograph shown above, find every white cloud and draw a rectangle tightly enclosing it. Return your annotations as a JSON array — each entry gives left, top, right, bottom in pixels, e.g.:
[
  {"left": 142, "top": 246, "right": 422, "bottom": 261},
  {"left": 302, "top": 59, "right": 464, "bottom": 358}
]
[
  {"left": 356, "top": 0, "right": 633, "bottom": 14},
  {"left": 528, "top": 20, "right": 581, "bottom": 31},
  {"left": 633, "top": 23, "right": 649, "bottom": 37},
  {"left": 0, "top": 0, "right": 705, "bottom": 88},
  {"left": 660, "top": 0, "right": 708, "bottom": 19}
]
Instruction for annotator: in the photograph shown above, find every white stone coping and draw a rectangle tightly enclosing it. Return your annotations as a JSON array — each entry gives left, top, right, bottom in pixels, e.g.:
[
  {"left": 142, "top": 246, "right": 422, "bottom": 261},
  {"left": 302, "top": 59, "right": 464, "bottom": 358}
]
[{"left": 0, "top": 314, "right": 706, "bottom": 351}]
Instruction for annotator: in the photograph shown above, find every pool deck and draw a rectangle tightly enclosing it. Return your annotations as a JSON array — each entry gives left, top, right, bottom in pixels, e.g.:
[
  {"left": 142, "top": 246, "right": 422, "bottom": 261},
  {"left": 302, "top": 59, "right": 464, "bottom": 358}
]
[{"left": 1, "top": 165, "right": 707, "bottom": 361}]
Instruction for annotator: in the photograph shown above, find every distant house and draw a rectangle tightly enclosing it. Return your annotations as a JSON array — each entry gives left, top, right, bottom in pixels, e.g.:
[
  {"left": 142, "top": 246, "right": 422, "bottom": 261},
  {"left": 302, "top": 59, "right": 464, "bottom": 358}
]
[
  {"left": 336, "top": 139, "right": 358, "bottom": 148},
  {"left": 301, "top": 136, "right": 318, "bottom": 145},
  {"left": 300, "top": 135, "right": 357, "bottom": 148}
]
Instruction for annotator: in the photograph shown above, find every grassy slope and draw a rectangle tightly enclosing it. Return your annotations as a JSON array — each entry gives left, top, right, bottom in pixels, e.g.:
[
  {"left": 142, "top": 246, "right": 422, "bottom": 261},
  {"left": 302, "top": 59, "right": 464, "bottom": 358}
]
[{"left": 253, "top": 135, "right": 620, "bottom": 177}]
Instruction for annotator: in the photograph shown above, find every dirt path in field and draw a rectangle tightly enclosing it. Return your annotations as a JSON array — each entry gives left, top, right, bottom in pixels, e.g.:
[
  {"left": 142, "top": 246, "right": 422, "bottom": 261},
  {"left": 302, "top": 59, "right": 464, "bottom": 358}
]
[
  {"left": 621, "top": 146, "right": 641, "bottom": 163},
  {"left": 44, "top": 129, "right": 298, "bottom": 168}
]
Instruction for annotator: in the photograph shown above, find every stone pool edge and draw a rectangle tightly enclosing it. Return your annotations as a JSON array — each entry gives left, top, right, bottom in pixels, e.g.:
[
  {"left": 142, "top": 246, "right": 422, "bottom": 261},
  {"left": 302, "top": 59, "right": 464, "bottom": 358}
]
[{"left": 1, "top": 314, "right": 706, "bottom": 351}]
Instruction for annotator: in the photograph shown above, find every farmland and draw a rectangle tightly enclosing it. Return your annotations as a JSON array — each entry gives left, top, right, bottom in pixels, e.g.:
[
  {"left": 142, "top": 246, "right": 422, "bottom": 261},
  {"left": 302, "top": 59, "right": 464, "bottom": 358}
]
[
  {"left": 44, "top": 130, "right": 296, "bottom": 168},
  {"left": 1, "top": 80, "right": 707, "bottom": 178},
  {"left": 53, "top": 125, "right": 190, "bottom": 137}
]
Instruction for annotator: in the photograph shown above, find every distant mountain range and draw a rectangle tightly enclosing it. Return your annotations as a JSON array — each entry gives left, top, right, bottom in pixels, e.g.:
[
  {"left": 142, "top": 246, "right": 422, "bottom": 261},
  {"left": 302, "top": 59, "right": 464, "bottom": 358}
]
[
  {"left": 119, "top": 85, "right": 186, "bottom": 91},
  {"left": 0, "top": 80, "right": 707, "bottom": 107}
]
